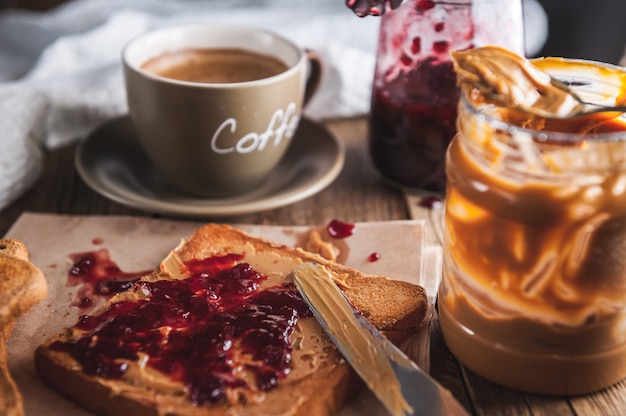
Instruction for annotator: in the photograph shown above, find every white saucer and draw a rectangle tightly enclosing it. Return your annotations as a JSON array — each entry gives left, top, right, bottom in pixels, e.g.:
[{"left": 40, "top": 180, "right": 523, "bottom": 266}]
[{"left": 75, "top": 116, "right": 345, "bottom": 217}]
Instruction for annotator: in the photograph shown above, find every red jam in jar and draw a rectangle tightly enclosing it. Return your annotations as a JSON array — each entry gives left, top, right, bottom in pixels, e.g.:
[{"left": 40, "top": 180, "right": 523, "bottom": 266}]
[{"left": 368, "top": 0, "right": 524, "bottom": 192}]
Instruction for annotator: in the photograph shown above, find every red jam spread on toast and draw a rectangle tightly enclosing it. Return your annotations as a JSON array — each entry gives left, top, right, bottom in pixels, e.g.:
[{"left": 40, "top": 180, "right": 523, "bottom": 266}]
[{"left": 51, "top": 253, "right": 311, "bottom": 406}]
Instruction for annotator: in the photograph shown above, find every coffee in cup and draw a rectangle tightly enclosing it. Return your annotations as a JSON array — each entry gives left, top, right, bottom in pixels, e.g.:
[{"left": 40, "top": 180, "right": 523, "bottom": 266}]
[
  {"left": 141, "top": 48, "right": 289, "bottom": 84},
  {"left": 122, "top": 24, "right": 322, "bottom": 197}
]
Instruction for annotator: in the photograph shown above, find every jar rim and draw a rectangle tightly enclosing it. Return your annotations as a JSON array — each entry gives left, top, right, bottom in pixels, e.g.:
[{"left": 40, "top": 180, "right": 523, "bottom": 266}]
[{"left": 460, "top": 57, "right": 626, "bottom": 144}]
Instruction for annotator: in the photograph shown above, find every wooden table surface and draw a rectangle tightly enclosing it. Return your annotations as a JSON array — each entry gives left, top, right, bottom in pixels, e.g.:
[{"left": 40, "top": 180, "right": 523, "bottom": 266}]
[{"left": 1, "top": 116, "right": 625, "bottom": 415}]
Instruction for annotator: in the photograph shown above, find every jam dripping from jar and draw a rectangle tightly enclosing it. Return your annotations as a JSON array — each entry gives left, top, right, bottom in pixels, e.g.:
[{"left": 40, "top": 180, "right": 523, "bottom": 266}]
[
  {"left": 346, "top": 0, "right": 403, "bottom": 17},
  {"left": 51, "top": 253, "right": 312, "bottom": 407},
  {"left": 326, "top": 219, "right": 355, "bottom": 239},
  {"left": 419, "top": 195, "right": 444, "bottom": 209},
  {"left": 68, "top": 249, "right": 153, "bottom": 310}
]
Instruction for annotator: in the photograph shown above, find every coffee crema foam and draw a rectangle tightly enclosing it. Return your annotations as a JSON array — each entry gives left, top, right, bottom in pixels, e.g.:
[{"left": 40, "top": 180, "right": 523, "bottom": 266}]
[{"left": 141, "top": 48, "right": 289, "bottom": 84}]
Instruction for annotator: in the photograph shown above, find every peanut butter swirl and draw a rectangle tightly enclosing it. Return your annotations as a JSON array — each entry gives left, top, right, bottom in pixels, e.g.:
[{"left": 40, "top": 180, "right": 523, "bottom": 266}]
[
  {"left": 439, "top": 48, "right": 626, "bottom": 396},
  {"left": 451, "top": 46, "right": 585, "bottom": 118}
]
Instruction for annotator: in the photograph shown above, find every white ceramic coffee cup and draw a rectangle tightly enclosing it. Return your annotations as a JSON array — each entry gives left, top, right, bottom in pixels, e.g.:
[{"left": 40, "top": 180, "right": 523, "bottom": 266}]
[{"left": 122, "top": 24, "right": 321, "bottom": 197}]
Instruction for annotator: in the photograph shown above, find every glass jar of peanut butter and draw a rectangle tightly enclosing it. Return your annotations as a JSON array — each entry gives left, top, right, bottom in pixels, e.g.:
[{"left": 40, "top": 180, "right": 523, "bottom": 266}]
[{"left": 439, "top": 57, "right": 626, "bottom": 395}]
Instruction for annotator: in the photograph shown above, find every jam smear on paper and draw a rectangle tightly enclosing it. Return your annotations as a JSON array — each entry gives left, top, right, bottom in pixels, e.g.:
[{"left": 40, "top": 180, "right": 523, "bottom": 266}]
[
  {"left": 368, "top": 252, "right": 381, "bottom": 262},
  {"left": 53, "top": 253, "right": 312, "bottom": 407},
  {"left": 68, "top": 249, "right": 153, "bottom": 310},
  {"left": 326, "top": 219, "right": 355, "bottom": 239}
]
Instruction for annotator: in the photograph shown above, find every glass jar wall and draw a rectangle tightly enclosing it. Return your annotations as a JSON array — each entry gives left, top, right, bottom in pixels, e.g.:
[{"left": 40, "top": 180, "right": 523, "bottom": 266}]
[
  {"left": 439, "top": 58, "right": 626, "bottom": 395},
  {"left": 369, "top": 0, "right": 525, "bottom": 192}
]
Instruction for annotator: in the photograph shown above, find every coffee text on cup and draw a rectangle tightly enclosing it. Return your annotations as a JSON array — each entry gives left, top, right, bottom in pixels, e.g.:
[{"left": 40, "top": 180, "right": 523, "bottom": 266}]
[{"left": 211, "top": 103, "right": 299, "bottom": 154}]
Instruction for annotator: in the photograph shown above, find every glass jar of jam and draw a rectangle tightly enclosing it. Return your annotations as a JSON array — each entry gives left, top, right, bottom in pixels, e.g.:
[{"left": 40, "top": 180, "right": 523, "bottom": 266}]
[
  {"left": 439, "top": 57, "right": 626, "bottom": 395},
  {"left": 369, "top": 0, "right": 525, "bottom": 192}
]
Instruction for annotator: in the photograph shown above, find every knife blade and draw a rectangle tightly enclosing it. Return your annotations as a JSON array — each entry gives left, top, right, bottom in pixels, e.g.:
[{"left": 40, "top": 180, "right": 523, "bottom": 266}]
[{"left": 292, "top": 262, "right": 468, "bottom": 416}]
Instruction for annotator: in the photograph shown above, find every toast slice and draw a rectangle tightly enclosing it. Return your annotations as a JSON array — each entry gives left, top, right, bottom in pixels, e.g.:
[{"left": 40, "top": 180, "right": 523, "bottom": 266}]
[
  {"left": 1, "top": 239, "right": 48, "bottom": 416},
  {"left": 35, "top": 224, "right": 428, "bottom": 416}
]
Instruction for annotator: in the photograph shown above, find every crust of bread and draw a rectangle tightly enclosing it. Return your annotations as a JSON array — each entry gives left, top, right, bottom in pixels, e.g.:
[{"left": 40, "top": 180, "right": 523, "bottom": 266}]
[
  {"left": 36, "top": 224, "right": 427, "bottom": 415},
  {"left": 36, "top": 346, "right": 361, "bottom": 416},
  {"left": 0, "top": 239, "right": 48, "bottom": 416}
]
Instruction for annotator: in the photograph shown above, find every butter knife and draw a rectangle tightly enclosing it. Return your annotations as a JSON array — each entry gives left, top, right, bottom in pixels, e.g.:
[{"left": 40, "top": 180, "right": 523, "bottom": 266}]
[{"left": 292, "top": 262, "right": 468, "bottom": 416}]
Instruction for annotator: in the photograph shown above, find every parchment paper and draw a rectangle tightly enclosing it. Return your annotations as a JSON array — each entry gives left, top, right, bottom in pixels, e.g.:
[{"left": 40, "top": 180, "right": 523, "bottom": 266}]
[{"left": 4, "top": 213, "right": 436, "bottom": 416}]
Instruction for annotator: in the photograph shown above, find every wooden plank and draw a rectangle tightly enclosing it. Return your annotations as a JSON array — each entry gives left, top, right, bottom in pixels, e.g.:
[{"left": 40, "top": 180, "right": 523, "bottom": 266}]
[{"left": 570, "top": 382, "right": 626, "bottom": 416}]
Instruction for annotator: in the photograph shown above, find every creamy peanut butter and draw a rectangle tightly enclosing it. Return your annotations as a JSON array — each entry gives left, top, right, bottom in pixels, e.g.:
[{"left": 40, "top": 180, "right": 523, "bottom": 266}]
[
  {"left": 303, "top": 230, "right": 340, "bottom": 262},
  {"left": 54, "top": 242, "right": 345, "bottom": 415},
  {"left": 292, "top": 263, "right": 411, "bottom": 416},
  {"left": 440, "top": 53, "right": 626, "bottom": 395},
  {"left": 452, "top": 46, "right": 584, "bottom": 118}
]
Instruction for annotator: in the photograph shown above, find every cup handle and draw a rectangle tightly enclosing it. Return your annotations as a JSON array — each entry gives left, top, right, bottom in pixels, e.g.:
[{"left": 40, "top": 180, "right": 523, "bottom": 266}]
[{"left": 304, "top": 49, "right": 323, "bottom": 107}]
